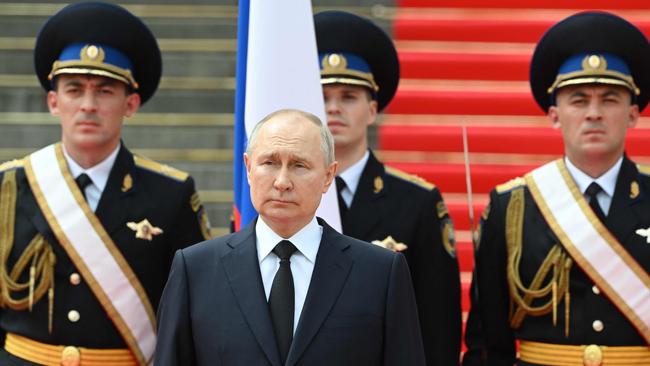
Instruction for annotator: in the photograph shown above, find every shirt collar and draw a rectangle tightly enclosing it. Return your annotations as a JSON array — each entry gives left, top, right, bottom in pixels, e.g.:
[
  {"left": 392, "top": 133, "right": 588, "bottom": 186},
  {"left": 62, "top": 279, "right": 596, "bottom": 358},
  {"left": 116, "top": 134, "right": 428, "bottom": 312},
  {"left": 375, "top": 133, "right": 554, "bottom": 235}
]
[
  {"left": 337, "top": 150, "right": 370, "bottom": 196},
  {"left": 63, "top": 143, "right": 121, "bottom": 193},
  {"left": 256, "top": 216, "right": 322, "bottom": 264},
  {"left": 564, "top": 155, "right": 623, "bottom": 197}
]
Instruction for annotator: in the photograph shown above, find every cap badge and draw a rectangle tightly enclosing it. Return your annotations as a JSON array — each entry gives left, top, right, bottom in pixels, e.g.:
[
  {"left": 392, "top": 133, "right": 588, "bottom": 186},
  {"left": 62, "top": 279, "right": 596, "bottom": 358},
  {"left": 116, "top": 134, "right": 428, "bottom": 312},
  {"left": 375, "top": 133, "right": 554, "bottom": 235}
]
[
  {"left": 372, "top": 235, "right": 407, "bottom": 252},
  {"left": 582, "top": 54, "right": 607, "bottom": 71},
  {"left": 373, "top": 176, "right": 383, "bottom": 193},
  {"left": 127, "top": 219, "right": 163, "bottom": 241},
  {"left": 121, "top": 174, "right": 133, "bottom": 192},
  {"left": 323, "top": 53, "right": 347, "bottom": 70},
  {"left": 80, "top": 44, "right": 105, "bottom": 62}
]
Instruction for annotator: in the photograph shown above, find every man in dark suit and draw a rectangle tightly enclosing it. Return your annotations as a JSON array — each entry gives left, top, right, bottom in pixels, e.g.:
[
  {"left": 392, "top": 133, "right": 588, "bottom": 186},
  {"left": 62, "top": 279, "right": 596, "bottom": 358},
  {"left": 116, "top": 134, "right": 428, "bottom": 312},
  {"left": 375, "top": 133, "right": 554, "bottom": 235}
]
[
  {"left": 0, "top": 3, "right": 210, "bottom": 365},
  {"left": 463, "top": 11, "right": 650, "bottom": 365},
  {"left": 314, "top": 11, "right": 462, "bottom": 365},
  {"left": 155, "top": 109, "right": 425, "bottom": 366}
]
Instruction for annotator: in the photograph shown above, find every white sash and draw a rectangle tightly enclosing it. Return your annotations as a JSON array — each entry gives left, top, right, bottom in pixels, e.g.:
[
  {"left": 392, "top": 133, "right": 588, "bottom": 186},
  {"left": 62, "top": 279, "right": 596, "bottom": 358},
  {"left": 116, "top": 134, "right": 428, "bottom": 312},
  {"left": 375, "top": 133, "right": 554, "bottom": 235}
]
[
  {"left": 526, "top": 159, "right": 650, "bottom": 344},
  {"left": 24, "top": 143, "right": 155, "bottom": 365}
]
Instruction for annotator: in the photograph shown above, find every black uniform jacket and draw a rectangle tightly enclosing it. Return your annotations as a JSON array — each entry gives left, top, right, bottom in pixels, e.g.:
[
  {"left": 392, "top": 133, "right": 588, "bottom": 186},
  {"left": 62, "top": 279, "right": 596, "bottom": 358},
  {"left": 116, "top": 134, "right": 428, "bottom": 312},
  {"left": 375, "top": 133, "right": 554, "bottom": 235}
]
[
  {"left": 0, "top": 144, "right": 209, "bottom": 361},
  {"left": 341, "top": 151, "right": 462, "bottom": 366},
  {"left": 154, "top": 217, "right": 425, "bottom": 366},
  {"left": 463, "top": 156, "right": 650, "bottom": 366}
]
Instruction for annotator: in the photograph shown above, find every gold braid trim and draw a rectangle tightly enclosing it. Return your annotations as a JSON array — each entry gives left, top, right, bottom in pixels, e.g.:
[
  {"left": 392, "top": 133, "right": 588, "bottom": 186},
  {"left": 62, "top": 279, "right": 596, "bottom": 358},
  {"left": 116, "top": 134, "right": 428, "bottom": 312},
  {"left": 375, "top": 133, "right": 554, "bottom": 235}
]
[
  {"left": 0, "top": 169, "right": 56, "bottom": 333},
  {"left": 505, "top": 187, "right": 573, "bottom": 336}
]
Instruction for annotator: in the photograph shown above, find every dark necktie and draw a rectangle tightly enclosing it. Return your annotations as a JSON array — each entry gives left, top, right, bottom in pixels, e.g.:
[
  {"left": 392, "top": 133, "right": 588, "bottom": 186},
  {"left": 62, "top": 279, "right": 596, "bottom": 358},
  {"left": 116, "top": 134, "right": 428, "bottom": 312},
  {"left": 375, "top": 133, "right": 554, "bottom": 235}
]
[
  {"left": 269, "top": 240, "right": 298, "bottom": 364},
  {"left": 335, "top": 176, "right": 348, "bottom": 220},
  {"left": 75, "top": 173, "right": 93, "bottom": 201},
  {"left": 586, "top": 182, "right": 606, "bottom": 223}
]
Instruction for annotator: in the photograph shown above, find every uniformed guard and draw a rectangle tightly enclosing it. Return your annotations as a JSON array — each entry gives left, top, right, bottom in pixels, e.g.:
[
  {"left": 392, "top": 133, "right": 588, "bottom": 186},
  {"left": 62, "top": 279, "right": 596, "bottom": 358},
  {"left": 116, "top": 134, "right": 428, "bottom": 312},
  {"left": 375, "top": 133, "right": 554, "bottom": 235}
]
[
  {"left": 0, "top": 2, "right": 210, "bottom": 365},
  {"left": 463, "top": 11, "right": 650, "bottom": 366},
  {"left": 314, "top": 11, "right": 462, "bottom": 365}
]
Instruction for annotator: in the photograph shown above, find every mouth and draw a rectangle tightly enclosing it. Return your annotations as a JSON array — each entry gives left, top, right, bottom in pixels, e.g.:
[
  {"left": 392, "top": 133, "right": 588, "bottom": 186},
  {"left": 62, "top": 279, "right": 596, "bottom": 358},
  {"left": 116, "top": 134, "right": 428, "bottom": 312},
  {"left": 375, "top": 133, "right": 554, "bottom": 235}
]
[{"left": 327, "top": 120, "right": 346, "bottom": 128}]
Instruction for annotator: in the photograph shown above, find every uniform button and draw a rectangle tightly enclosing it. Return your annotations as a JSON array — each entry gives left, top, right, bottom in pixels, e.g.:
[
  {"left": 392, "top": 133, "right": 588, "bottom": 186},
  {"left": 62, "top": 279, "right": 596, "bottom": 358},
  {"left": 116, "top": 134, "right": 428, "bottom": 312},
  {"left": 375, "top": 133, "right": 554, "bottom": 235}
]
[
  {"left": 592, "top": 320, "right": 604, "bottom": 332},
  {"left": 68, "top": 310, "right": 80, "bottom": 323},
  {"left": 69, "top": 273, "right": 81, "bottom": 285},
  {"left": 592, "top": 285, "right": 600, "bottom": 295}
]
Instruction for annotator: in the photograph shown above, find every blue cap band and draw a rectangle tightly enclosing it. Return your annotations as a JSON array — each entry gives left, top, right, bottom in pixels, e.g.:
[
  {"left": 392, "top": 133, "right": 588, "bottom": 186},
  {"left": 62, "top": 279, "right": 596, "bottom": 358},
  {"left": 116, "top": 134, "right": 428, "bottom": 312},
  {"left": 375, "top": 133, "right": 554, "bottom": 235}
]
[
  {"left": 49, "top": 42, "right": 138, "bottom": 88},
  {"left": 319, "top": 52, "right": 379, "bottom": 92}
]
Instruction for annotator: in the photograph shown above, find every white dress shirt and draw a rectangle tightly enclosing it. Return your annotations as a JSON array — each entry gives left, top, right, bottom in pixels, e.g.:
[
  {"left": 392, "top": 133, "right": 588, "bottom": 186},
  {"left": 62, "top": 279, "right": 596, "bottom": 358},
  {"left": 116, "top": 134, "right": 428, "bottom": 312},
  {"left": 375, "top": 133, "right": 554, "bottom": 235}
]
[
  {"left": 336, "top": 150, "right": 370, "bottom": 208},
  {"left": 256, "top": 216, "right": 322, "bottom": 333},
  {"left": 63, "top": 143, "right": 120, "bottom": 212},
  {"left": 565, "top": 155, "right": 623, "bottom": 215}
]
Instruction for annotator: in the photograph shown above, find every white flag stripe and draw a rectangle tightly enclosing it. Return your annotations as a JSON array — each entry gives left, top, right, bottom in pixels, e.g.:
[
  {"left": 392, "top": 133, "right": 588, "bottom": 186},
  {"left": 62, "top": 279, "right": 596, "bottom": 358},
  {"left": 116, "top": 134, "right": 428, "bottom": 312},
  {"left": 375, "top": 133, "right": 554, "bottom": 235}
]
[{"left": 244, "top": 0, "right": 341, "bottom": 231}]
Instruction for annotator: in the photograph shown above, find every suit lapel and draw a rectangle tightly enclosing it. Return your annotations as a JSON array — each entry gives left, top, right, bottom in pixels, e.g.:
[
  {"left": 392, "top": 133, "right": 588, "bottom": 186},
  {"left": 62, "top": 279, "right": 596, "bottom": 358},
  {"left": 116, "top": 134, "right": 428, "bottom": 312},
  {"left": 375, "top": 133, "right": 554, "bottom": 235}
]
[
  {"left": 222, "top": 221, "right": 283, "bottom": 366},
  {"left": 343, "top": 151, "right": 384, "bottom": 239},
  {"left": 95, "top": 144, "right": 133, "bottom": 235},
  {"left": 607, "top": 156, "right": 643, "bottom": 243},
  {"left": 286, "top": 219, "right": 353, "bottom": 365}
]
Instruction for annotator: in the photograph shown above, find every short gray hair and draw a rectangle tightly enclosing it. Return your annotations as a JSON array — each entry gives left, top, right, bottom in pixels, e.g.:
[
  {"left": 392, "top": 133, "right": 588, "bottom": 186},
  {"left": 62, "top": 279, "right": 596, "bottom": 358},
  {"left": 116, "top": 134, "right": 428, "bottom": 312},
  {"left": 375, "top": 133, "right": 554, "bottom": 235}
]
[{"left": 246, "top": 109, "right": 335, "bottom": 166}]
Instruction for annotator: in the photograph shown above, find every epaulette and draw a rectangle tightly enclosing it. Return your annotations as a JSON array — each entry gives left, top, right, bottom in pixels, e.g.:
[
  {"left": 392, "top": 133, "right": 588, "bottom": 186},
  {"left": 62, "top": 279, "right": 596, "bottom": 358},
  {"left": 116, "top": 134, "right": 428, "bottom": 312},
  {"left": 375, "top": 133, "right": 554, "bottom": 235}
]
[
  {"left": 495, "top": 176, "right": 526, "bottom": 194},
  {"left": 0, "top": 159, "right": 24, "bottom": 173},
  {"left": 134, "top": 156, "right": 189, "bottom": 182},
  {"left": 637, "top": 163, "right": 650, "bottom": 177},
  {"left": 385, "top": 166, "right": 435, "bottom": 191}
]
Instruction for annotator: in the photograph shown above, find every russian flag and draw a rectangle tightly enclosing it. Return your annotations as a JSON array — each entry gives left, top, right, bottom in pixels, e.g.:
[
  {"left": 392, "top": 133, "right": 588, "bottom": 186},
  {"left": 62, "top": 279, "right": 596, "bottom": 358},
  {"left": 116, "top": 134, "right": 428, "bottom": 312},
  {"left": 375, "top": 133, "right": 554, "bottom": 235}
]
[{"left": 232, "top": 0, "right": 341, "bottom": 232}]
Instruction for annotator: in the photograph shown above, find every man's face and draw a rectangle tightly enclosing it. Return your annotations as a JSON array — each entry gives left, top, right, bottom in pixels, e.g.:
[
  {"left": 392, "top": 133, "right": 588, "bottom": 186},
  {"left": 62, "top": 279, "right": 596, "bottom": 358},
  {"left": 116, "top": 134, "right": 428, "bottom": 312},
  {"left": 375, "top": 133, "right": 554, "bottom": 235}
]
[
  {"left": 244, "top": 114, "right": 337, "bottom": 236},
  {"left": 549, "top": 84, "right": 639, "bottom": 164},
  {"left": 323, "top": 84, "right": 377, "bottom": 149},
  {"left": 48, "top": 74, "right": 140, "bottom": 152}
]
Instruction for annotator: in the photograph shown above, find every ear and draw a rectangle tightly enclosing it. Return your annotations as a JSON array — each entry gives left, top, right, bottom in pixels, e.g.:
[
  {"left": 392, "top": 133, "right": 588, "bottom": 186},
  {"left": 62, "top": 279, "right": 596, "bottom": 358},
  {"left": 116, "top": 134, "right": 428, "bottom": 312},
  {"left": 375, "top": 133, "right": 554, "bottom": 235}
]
[
  {"left": 322, "top": 161, "right": 338, "bottom": 193},
  {"left": 47, "top": 91, "right": 60, "bottom": 116},
  {"left": 244, "top": 153, "right": 252, "bottom": 184},
  {"left": 548, "top": 106, "right": 561, "bottom": 129},
  {"left": 367, "top": 99, "right": 378, "bottom": 127},
  {"left": 124, "top": 93, "right": 141, "bottom": 118},
  {"left": 628, "top": 104, "right": 640, "bottom": 128}
]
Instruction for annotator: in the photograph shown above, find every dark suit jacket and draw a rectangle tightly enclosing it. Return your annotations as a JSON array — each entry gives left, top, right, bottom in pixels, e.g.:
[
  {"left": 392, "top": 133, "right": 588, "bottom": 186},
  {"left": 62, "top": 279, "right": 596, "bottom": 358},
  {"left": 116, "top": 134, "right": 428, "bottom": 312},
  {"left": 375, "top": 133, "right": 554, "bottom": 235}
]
[
  {"left": 0, "top": 144, "right": 209, "bottom": 362},
  {"left": 341, "top": 151, "right": 461, "bottom": 366},
  {"left": 154, "top": 217, "right": 426, "bottom": 366},
  {"left": 463, "top": 156, "right": 650, "bottom": 366}
]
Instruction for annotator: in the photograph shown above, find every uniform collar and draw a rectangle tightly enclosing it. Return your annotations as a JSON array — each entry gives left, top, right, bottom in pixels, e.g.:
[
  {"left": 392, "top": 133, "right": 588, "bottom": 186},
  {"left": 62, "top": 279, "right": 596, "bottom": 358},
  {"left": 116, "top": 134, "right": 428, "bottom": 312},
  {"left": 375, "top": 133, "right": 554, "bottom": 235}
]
[
  {"left": 337, "top": 150, "right": 370, "bottom": 197},
  {"left": 564, "top": 155, "right": 623, "bottom": 197},
  {"left": 63, "top": 143, "right": 120, "bottom": 193}
]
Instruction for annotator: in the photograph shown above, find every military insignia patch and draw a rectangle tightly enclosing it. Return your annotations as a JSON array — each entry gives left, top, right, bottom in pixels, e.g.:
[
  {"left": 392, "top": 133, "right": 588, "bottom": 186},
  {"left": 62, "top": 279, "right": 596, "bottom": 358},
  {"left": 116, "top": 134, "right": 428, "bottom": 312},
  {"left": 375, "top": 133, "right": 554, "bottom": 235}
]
[
  {"left": 436, "top": 200, "right": 449, "bottom": 219},
  {"left": 126, "top": 219, "right": 163, "bottom": 241},
  {"left": 373, "top": 176, "right": 383, "bottom": 194},
  {"left": 441, "top": 218, "right": 456, "bottom": 258},
  {"left": 190, "top": 192, "right": 202, "bottom": 213},
  {"left": 121, "top": 174, "right": 133, "bottom": 192},
  {"left": 371, "top": 235, "right": 407, "bottom": 252},
  {"left": 636, "top": 226, "right": 650, "bottom": 243},
  {"left": 630, "top": 181, "right": 640, "bottom": 199},
  {"left": 481, "top": 203, "right": 491, "bottom": 221},
  {"left": 198, "top": 208, "right": 212, "bottom": 239}
]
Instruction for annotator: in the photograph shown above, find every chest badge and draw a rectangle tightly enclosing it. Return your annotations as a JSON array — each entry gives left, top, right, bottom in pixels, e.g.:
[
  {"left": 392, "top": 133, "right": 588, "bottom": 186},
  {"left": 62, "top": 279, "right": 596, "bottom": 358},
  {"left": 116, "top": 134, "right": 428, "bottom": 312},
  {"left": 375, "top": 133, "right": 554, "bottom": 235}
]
[
  {"left": 122, "top": 174, "right": 133, "bottom": 192},
  {"left": 636, "top": 226, "right": 650, "bottom": 243},
  {"left": 372, "top": 235, "right": 407, "bottom": 252},
  {"left": 127, "top": 219, "right": 163, "bottom": 241}
]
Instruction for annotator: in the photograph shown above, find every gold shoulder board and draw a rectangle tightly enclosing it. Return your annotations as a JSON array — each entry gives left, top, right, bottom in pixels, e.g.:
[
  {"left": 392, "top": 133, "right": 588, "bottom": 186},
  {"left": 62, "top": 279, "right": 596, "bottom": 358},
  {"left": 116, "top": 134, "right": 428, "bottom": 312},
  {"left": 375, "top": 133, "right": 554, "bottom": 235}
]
[
  {"left": 385, "top": 166, "right": 436, "bottom": 191},
  {"left": 637, "top": 164, "right": 650, "bottom": 176},
  {"left": 496, "top": 176, "right": 526, "bottom": 194},
  {"left": 0, "top": 159, "right": 24, "bottom": 173},
  {"left": 134, "top": 156, "right": 189, "bottom": 182}
]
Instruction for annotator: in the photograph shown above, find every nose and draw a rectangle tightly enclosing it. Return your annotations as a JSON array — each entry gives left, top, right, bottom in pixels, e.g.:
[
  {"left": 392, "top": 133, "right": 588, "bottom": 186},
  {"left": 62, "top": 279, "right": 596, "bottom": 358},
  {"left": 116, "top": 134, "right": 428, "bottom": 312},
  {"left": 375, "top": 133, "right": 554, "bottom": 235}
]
[
  {"left": 325, "top": 97, "right": 340, "bottom": 115},
  {"left": 273, "top": 166, "right": 293, "bottom": 192},
  {"left": 80, "top": 90, "right": 98, "bottom": 113},
  {"left": 585, "top": 99, "right": 603, "bottom": 121}
]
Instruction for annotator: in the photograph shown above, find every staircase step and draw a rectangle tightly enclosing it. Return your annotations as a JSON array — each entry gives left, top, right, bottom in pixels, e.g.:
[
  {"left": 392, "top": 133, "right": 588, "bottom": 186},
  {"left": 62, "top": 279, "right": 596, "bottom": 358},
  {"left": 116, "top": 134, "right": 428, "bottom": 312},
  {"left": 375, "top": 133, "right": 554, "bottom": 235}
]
[
  {"left": 395, "top": 15, "right": 650, "bottom": 43},
  {"left": 379, "top": 125, "right": 650, "bottom": 155},
  {"left": 387, "top": 89, "right": 539, "bottom": 115},
  {"left": 397, "top": 0, "right": 650, "bottom": 10},
  {"left": 380, "top": 113, "right": 549, "bottom": 127},
  {"left": 400, "top": 51, "right": 530, "bottom": 80}
]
